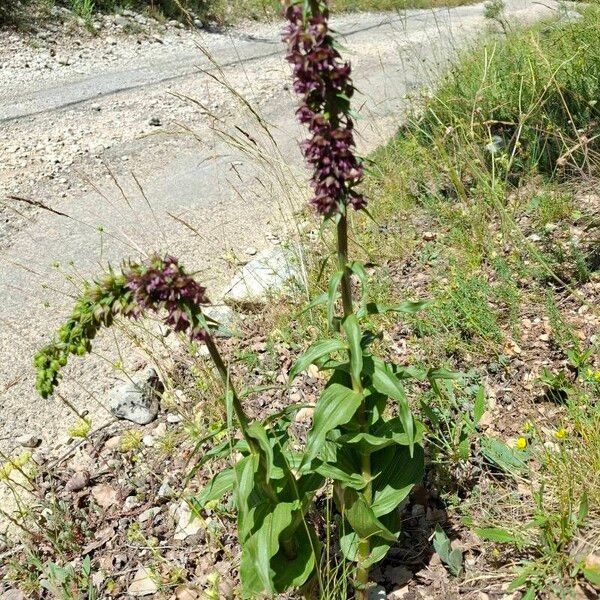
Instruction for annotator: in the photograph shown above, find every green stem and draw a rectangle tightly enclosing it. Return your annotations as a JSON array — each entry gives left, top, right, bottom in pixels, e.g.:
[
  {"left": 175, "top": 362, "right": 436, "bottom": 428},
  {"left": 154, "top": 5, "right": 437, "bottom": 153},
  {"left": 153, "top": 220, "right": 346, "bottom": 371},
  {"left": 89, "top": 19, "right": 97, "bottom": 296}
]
[
  {"left": 203, "top": 327, "right": 297, "bottom": 560},
  {"left": 336, "top": 213, "right": 371, "bottom": 599}
]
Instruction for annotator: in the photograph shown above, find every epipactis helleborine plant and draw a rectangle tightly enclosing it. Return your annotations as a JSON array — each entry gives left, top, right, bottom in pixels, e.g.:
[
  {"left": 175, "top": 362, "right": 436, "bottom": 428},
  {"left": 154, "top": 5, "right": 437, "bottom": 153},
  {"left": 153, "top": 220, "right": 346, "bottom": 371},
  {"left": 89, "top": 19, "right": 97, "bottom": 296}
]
[{"left": 34, "top": 2, "right": 453, "bottom": 598}]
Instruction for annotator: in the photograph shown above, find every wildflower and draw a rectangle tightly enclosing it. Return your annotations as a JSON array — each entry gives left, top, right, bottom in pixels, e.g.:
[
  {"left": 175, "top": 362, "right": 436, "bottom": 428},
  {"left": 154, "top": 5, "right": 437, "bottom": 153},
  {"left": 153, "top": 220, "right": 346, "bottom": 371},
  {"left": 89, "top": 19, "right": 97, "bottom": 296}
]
[
  {"left": 516, "top": 437, "right": 528, "bottom": 450},
  {"left": 125, "top": 255, "right": 209, "bottom": 341},
  {"left": 283, "top": 1, "right": 365, "bottom": 215},
  {"left": 523, "top": 421, "right": 534, "bottom": 433},
  {"left": 34, "top": 255, "right": 210, "bottom": 398},
  {"left": 554, "top": 428, "right": 567, "bottom": 440}
]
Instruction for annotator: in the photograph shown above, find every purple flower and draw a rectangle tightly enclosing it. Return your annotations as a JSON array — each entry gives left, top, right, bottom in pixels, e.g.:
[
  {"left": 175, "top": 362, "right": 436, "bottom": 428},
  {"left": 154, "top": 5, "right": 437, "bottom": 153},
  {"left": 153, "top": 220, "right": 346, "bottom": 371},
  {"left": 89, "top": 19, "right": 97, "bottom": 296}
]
[
  {"left": 283, "top": 1, "right": 365, "bottom": 216},
  {"left": 126, "top": 255, "right": 209, "bottom": 341}
]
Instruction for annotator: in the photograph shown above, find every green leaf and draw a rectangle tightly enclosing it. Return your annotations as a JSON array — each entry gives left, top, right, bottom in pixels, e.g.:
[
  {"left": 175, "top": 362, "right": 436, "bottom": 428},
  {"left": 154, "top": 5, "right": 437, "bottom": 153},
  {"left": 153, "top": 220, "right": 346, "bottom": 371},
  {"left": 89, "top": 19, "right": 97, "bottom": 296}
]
[
  {"left": 303, "top": 383, "right": 363, "bottom": 468},
  {"left": 239, "top": 501, "right": 317, "bottom": 597},
  {"left": 371, "top": 444, "right": 424, "bottom": 517},
  {"left": 338, "top": 419, "right": 425, "bottom": 453},
  {"left": 372, "top": 359, "right": 415, "bottom": 454},
  {"left": 474, "top": 527, "right": 520, "bottom": 544},
  {"left": 582, "top": 566, "right": 600, "bottom": 587},
  {"left": 342, "top": 315, "right": 363, "bottom": 387},
  {"left": 289, "top": 339, "right": 347, "bottom": 381},
  {"left": 577, "top": 491, "right": 589, "bottom": 525},
  {"left": 297, "top": 292, "right": 328, "bottom": 316},
  {"left": 342, "top": 488, "right": 397, "bottom": 542},
  {"left": 474, "top": 386, "right": 486, "bottom": 425},
  {"left": 433, "top": 524, "right": 463, "bottom": 577},
  {"left": 358, "top": 299, "right": 430, "bottom": 318},
  {"left": 349, "top": 261, "right": 369, "bottom": 307},
  {"left": 480, "top": 436, "right": 527, "bottom": 475},
  {"left": 327, "top": 270, "right": 344, "bottom": 329},
  {"left": 193, "top": 469, "right": 234, "bottom": 509}
]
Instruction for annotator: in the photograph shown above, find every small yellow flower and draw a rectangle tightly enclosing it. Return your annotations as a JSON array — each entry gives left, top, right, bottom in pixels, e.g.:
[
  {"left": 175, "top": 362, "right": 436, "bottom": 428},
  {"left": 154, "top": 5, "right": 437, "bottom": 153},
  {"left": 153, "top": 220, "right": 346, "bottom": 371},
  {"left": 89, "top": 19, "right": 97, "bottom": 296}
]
[
  {"left": 554, "top": 428, "right": 567, "bottom": 440},
  {"left": 523, "top": 421, "right": 534, "bottom": 433},
  {"left": 516, "top": 437, "right": 528, "bottom": 450}
]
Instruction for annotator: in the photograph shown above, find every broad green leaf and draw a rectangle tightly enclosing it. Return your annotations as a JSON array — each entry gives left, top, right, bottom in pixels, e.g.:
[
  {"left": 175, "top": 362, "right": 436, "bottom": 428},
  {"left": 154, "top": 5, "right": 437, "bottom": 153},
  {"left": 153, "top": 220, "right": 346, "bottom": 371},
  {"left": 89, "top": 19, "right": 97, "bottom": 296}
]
[
  {"left": 342, "top": 315, "right": 363, "bottom": 387},
  {"left": 272, "top": 526, "right": 319, "bottom": 592},
  {"left": 343, "top": 488, "right": 397, "bottom": 542},
  {"left": 298, "top": 292, "right": 328, "bottom": 316},
  {"left": 234, "top": 454, "right": 260, "bottom": 540},
  {"left": 241, "top": 500, "right": 318, "bottom": 596},
  {"left": 582, "top": 566, "right": 600, "bottom": 587},
  {"left": 372, "top": 359, "right": 415, "bottom": 454},
  {"left": 315, "top": 459, "right": 365, "bottom": 490},
  {"left": 480, "top": 436, "right": 527, "bottom": 475},
  {"left": 246, "top": 421, "right": 275, "bottom": 480},
  {"left": 371, "top": 444, "right": 424, "bottom": 517},
  {"left": 433, "top": 524, "right": 463, "bottom": 577},
  {"left": 339, "top": 530, "right": 392, "bottom": 567},
  {"left": 338, "top": 419, "right": 425, "bottom": 454},
  {"left": 303, "top": 383, "right": 363, "bottom": 467},
  {"left": 289, "top": 339, "right": 347, "bottom": 381},
  {"left": 193, "top": 469, "right": 234, "bottom": 509},
  {"left": 349, "top": 261, "right": 369, "bottom": 307}
]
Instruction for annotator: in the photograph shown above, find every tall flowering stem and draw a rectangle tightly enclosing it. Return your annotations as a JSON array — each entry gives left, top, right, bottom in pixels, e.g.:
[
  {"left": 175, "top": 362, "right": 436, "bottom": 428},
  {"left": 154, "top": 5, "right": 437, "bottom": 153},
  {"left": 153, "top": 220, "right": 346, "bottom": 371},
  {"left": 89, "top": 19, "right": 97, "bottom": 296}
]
[{"left": 285, "top": 1, "right": 372, "bottom": 595}]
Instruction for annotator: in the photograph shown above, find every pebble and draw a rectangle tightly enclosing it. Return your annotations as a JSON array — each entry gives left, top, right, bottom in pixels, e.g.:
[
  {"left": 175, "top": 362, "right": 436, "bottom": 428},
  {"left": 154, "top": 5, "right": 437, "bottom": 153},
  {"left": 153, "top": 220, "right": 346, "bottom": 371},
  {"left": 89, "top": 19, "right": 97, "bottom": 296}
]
[
  {"left": 167, "top": 413, "right": 183, "bottom": 424},
  {"left": 127, "top": 566, "right": 158, "bottom": 596},
  {"left": 16, "top": 434, "right": 42, "bottom": 448},
  {"left": 142, "top": 435, "right": 155, "bottom": 447},
  {"left": 65, "top": 470, "right": 90, "bottom": 492}
]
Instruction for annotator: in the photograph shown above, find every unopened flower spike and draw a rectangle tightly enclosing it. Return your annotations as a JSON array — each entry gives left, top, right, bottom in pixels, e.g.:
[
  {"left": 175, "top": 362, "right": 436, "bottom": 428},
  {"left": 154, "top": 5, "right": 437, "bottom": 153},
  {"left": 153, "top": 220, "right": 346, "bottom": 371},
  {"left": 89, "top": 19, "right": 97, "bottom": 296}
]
[{"left": 34, "top": 255, "right": 210, "bottom": 398}]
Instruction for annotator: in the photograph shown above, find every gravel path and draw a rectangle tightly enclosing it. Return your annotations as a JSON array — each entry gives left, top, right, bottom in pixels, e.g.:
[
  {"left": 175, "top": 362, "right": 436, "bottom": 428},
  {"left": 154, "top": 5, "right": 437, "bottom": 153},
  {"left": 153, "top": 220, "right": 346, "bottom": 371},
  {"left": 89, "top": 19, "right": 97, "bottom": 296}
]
[{"left": 0, "top": 0, "right": 557, "bottom": 455}]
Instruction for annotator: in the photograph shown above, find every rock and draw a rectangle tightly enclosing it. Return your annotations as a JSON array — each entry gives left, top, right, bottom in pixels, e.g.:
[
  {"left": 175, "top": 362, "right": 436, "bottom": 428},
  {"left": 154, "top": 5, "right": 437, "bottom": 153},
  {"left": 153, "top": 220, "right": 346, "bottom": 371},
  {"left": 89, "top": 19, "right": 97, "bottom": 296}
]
[
  {"left": 154, "top": 422, "right": 167, "bottom": 437},
  {"left": 142, "top": 435, "right": 155, "bottom": 447},
  {"left": 224, "top": 247, "right": 303, "bottom": 309},
  {"left": 166, "top": 413, "right": 182, "bottom": 424},
  {"left": 1, "top": 590, "right": 27, "bottom": 600},
  {"left": 65, "top": 470, "right": 90, "bottom": 492},
  {"left": 138, "top": 507, "right": 161, "bottom": 524},
  {"left": 175, "top": 587, "right": 199, "bottom": 600},
  {"left": 109, "top": 368, "right": 162, "bottom": 425},
  {"left": 204, "top": 304, "right": 236, "bottom": 337},
  {"left": 104, "top": 435, "right": 121, "bottom": 451},
  {"left": 368, "top": 585, "right": 386, "bottom": 600},
  {"left": 193, "top": 19, "right": 204, "bottom": 29},
  {"left": 244, "top": 246, "right": 257, "bottom": 256},
  {"left": 127, "top": 566, "right": 158, "bottom": 596},
  {"left": 158, "top": 479, "right": 174, "bottom": 499},
  {"left": 114, "top": 15, "right": 129, "bottom": 27},
  {"left": 422, "top": 231, "right": 436, "bottom": 241},
  {"left": 173, "top": 501, "right": 205, "bottom": 540},
  {"left": 124, "top": 495, "right": 140, "bottom": 511},
  {"left": 16, "top": 434, "right": 41, "bottom": 448},
  {"left": 295, "top": 407, "right": 314, "bottom": 422},
  {"left": 91, "top": 484, "right": 118, "bottom": 509},
  {"left": 149, "top": 117, "right": 161, "bottom": 127}
]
